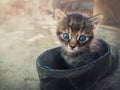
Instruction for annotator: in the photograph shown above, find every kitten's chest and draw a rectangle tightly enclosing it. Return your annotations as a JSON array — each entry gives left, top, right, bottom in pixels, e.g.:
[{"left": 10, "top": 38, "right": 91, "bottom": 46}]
[
  {"left": 63, "top": 54, "right": 90, "bottom": 68},
  {"left": 62, "top": 51, "right": 99, "bottom": 68}
]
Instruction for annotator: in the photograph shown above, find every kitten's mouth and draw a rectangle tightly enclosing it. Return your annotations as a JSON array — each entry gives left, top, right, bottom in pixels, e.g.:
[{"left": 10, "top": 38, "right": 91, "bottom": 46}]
[{"left": 66, "top": 46, "right": 79, "bottom": 53}]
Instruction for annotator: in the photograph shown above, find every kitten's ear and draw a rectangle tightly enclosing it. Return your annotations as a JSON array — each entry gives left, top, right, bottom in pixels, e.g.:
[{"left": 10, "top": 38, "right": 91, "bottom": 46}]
[
  {"left": 55, "top": 9, "right": 67, "bottom": 22},
  {"left": 89, "top": 14, "right": 104, "bottom": 27}
]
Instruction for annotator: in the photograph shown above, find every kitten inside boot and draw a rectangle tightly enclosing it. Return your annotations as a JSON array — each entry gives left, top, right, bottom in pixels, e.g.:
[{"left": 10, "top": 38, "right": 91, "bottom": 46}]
[{"left": 55, "top": 9, "right": 106, "bottom": 68}]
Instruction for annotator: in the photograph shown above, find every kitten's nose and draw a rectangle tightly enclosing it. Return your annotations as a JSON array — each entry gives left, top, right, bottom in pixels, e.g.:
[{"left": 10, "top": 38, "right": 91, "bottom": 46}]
[
  {"left": 69, "top": 38, "right": 77, "bottom": 49},
  {"left": 70, "top": 45, "right": 76, "bottom": 49}
]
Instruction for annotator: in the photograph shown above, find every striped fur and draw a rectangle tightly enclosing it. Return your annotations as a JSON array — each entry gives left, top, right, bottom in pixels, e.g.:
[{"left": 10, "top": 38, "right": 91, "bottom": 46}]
[{"left": 55, "top": 9, "right": 104, "bottom": 68}]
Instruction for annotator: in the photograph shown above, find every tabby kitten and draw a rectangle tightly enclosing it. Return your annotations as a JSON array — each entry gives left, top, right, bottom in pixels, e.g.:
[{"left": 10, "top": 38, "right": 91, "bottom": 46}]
[{"left": 55, "top": 9, "right": 105, "bottom": 68}]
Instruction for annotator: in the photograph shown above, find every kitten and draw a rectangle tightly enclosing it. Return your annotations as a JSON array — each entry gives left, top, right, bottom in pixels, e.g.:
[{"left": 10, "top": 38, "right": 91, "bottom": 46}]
[{"left": 55, "top": 9, "right": 106, "bottom": 68}]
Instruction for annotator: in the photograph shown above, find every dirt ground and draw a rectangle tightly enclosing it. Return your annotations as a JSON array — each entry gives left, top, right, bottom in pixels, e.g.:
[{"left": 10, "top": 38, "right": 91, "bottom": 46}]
[{"left": 0, "top": 14, "right": 59, "bottom": 90}]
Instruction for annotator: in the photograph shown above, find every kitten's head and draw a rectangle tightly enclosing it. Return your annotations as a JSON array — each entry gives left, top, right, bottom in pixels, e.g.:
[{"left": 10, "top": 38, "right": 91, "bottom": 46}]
[{"left": 55, "top": 9, "right": 103, "bottom": 53}]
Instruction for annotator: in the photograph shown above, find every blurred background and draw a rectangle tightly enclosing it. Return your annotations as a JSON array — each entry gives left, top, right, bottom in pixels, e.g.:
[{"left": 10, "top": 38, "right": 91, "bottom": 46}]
[{"left": 0, "top": 0, "right": 120, "bottom": 90}]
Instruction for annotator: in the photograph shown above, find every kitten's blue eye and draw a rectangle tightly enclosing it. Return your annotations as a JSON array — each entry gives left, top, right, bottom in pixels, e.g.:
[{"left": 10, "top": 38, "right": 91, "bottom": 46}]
[
  {"left": 79, "top": 35, "right": 86, "bottom": 41},
  {"left": 63, "top": 33, "right": 69, "bottom": 40}
]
